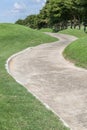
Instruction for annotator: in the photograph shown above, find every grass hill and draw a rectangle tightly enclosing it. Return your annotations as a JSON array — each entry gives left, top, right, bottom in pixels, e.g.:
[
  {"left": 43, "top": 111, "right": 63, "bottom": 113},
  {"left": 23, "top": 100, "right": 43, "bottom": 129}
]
[
  {"left": 0, "top": 23, "right": 69, "bottom": 130},
  {"left": 60, "top": 28, "right": 87, "bottom": 69},
  {"left": 40, "top": 27, "right": 87, "bottom": 69}
]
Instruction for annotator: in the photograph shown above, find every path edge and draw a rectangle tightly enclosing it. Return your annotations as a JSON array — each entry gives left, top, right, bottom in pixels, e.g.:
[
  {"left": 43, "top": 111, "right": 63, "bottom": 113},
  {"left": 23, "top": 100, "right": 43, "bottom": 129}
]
[{"left": 5, "top": 46, "right": 72, "bottom": 130}]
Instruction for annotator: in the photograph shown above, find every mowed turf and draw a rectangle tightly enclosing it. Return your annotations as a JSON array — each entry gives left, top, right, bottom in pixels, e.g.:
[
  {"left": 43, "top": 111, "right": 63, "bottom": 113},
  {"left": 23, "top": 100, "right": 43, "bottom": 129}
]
[
  {"left": 40, "top": 27, "right": 87, "bottom": 68},
  {"left": 60, "top": 28, "right": 87, "bottom": 69},
  {"left": 0, "top": 23, "right": 69, "bottom": 130}
]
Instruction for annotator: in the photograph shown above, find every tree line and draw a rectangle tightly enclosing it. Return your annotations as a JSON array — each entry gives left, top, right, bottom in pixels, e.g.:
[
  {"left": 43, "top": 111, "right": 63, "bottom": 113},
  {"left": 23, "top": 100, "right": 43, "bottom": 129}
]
[{"left": 15, "top": 0, "right": 87, "bottom": 32}]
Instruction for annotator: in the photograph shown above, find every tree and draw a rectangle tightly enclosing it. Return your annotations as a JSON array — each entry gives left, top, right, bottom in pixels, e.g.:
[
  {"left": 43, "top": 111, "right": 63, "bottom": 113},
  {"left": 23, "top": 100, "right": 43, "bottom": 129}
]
[
  {"left": 15, "top": 0, "right": 87, "bottom": 31},
  {"left": 15, "top": 19, "right": 25, "bottom": 25},
  {"left": 79, "top": 0, "right": 87, "bottom": 32},
  {"left": 24, "top": 15, "right": 38, "bottom": 29}
]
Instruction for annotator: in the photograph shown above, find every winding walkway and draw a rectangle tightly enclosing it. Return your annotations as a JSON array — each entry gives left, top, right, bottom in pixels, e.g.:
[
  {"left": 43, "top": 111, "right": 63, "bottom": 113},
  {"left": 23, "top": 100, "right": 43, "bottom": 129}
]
[{"left": 7, "top": 33, "right": 87, "bottom": 130}]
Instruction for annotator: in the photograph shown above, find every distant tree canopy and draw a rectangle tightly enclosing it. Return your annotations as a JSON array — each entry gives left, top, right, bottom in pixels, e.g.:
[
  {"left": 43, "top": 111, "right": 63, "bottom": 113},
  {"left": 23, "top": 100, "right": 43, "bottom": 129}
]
[{"left": 15, "top": 0, "right": 87, "bottom": 31}]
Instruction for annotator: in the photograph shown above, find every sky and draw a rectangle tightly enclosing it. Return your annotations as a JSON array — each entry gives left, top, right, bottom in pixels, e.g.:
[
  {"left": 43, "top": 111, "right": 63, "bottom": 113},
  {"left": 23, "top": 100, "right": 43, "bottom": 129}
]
[{"left": 0, "top": 0, "right": 46, "bottom": 23}]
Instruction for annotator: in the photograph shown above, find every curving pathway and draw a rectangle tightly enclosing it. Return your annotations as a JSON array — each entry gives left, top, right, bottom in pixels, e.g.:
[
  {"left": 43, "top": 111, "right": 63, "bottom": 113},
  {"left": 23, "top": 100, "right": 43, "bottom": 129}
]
[{"left": 7, "top": 33, "right": 87, "bottom": 130}]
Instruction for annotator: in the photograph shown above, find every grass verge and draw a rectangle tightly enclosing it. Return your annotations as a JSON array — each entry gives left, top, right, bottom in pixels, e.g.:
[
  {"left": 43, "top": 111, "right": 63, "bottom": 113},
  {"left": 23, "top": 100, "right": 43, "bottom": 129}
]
[
  {"left": 36, "top": 27, "right": 87, "bottom": 68},
  {"left": 59, "top": 28, "right": 87, "bottom": 38},
  {"left": 60, "top": 28, "right": 87, "bottom": 69},
  {"left": 39, "top": 28, "right": 53, "bottom": 32},
  {"left": 0, "top": 23, "right": 69, "bottom": 130}
]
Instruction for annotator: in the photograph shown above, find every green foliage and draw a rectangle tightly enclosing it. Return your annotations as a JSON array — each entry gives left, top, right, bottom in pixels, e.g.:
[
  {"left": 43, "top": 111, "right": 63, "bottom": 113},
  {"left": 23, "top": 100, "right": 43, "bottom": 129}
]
[
  {"left": 24, "top": 15, "right": 38, "bottom": 29},
  {"left": 15, "top": 0, "right": 87, "bottom": 31},
  {"left": 15, "top": 19, "right": 25, "bottom": 25},
  {"left": 0, "top": 23, "right": 69, "bottom": 130}
]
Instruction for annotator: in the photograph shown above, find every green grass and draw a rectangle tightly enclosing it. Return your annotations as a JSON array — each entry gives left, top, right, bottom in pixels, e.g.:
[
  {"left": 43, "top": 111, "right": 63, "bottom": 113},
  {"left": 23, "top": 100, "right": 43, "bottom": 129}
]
[
  {"left": 0, "top": 23, "right": 69, "bottom": 130},
  {"left": 39, "top": 28, "right": 53, "bottom": 32},
  {"left": 39, "top": 27, "right": 87, "bottom": 68},
  {"left": 60, "top": 28, "right": 87, "bottom": 69},
  {"left": 35, "top": 27, "right": 87, "bottom": 68},
  {"left": 59, "top": 28, "right": 87, "bottom": 38}
]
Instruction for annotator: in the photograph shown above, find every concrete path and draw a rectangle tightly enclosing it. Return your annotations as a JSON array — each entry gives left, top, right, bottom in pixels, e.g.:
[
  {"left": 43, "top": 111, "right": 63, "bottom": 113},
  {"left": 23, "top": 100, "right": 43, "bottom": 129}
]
[{"left": 7, "top": 33, "right": 87, "bottom": 130}]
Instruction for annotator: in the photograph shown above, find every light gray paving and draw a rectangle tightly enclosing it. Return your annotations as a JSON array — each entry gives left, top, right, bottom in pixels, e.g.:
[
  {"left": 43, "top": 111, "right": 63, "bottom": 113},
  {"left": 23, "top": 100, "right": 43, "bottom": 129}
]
[{"left": 8, "top": 33, "right": 87, "bottom": 130}]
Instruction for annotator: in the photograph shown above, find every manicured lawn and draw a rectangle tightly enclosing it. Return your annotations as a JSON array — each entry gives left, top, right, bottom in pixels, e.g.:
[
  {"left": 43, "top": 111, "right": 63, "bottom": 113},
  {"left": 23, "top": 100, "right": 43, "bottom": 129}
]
[
  {"left": 60, "top": 28, "right": 87, "bottom": 69},
  {"left": 39, "top": 28, "right": 53, "bottom": 32},
  {"left": 40, "top": 27, "right": 87, "bottom": 68},
  {"left": 59, "top": 28, "right": 87, "bottom": 38},
  {"left": 0, "top": 23, "right": 69, "bottom": 130},
  {"left": 63, "top": 36, "right": 87, "bottom": 68}
]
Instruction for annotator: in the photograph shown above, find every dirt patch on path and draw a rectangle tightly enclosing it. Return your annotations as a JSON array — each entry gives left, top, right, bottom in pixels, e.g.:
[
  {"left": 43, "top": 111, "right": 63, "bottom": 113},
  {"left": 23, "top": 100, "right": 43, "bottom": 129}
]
[{"left": 7, "top": 33, "right": 87, "bottom": 130}]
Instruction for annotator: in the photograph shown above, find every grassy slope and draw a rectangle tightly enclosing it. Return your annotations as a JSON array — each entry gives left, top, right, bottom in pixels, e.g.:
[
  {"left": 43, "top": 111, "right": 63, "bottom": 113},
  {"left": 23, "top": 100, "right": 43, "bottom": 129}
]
[
  {"left": 60, "top": 28, "right": 87, "bottom": 69},
  {"left": 59, "top": 28, "right": 87, "bottom": 38},
  {"left": 40, "top": 27, "right": 87, "bottom": 68},
  {"left": 0, "top": 23, "right": 69, "bottom": 130},
  {"left": 39, "top": 28, "right": 53, "bottom": 32}
]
